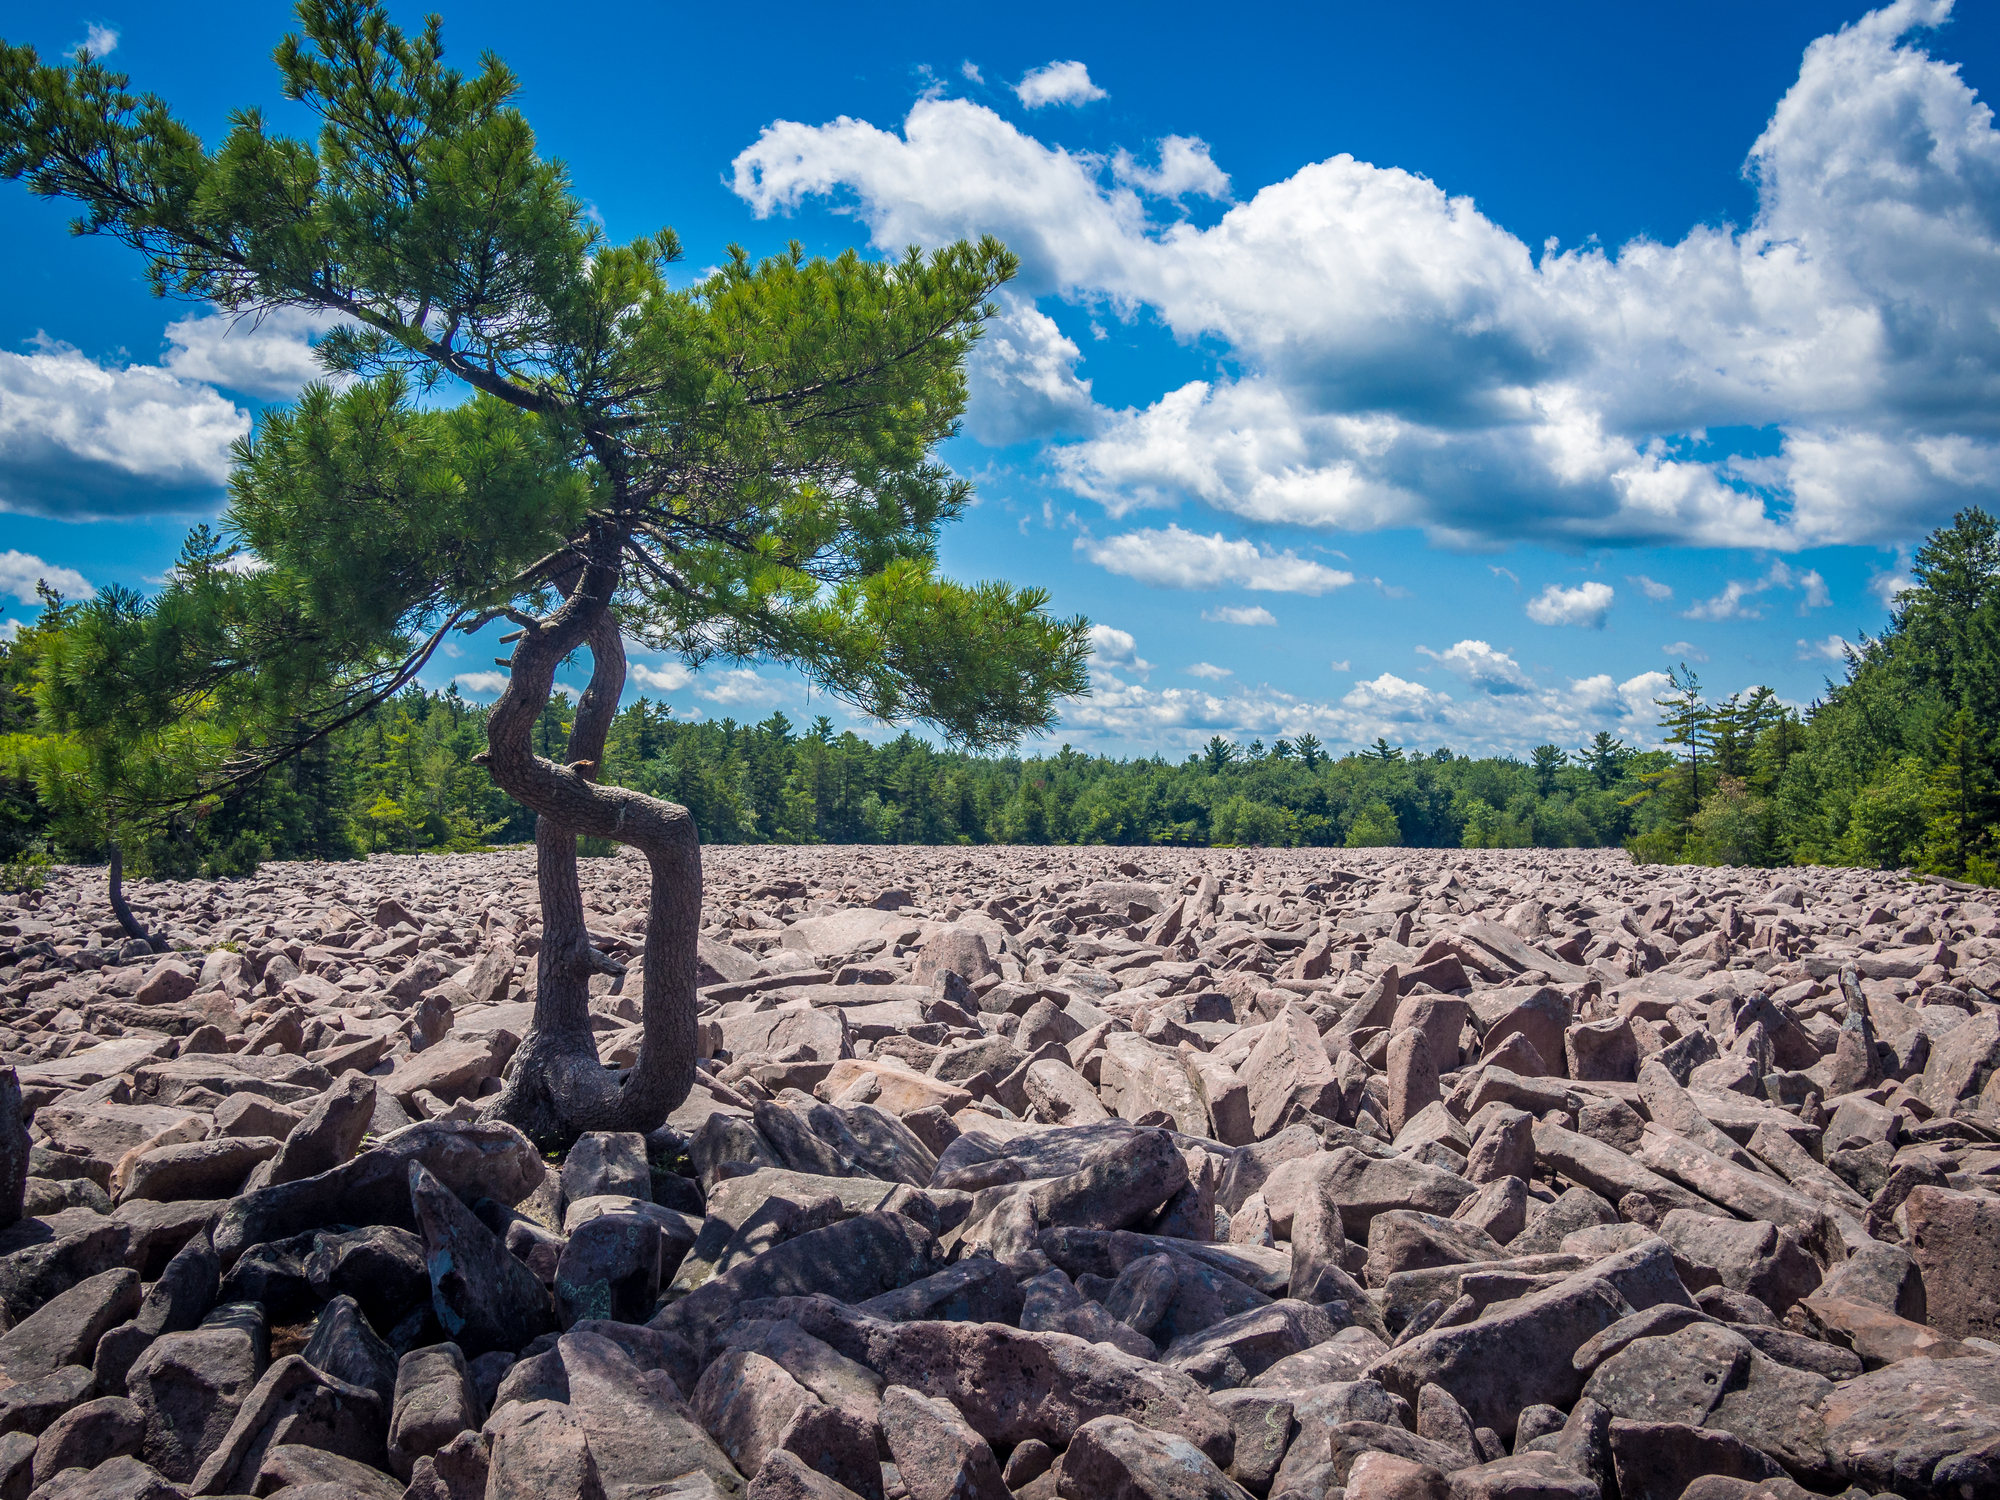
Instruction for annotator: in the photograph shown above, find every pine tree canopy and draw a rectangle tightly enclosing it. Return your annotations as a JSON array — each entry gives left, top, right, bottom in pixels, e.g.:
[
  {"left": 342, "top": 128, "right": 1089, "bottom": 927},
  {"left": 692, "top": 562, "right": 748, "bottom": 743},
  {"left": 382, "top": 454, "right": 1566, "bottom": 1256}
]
[{"left": 0, "top": 0, "right": 1089, "bottom": 789}]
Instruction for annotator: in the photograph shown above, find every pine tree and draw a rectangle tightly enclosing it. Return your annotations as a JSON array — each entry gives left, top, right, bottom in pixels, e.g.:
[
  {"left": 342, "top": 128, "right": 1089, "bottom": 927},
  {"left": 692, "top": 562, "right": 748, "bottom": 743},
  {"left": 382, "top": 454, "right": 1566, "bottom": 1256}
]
[
  {"left": 0, "top": 3, "right": 1088, "bottom": 1147},
  {"left": 1530, "top": 744, "right": 1567, "bottom": 796},
  {"left": 1581, "top": 731, "right": 1630, "bottom": 788},
  {"left": 1923, "top": 708, "right": 1999, "bottom": 878},
  {"left": 1655, "top": 665, "right": 1711, "bottom": 826}
]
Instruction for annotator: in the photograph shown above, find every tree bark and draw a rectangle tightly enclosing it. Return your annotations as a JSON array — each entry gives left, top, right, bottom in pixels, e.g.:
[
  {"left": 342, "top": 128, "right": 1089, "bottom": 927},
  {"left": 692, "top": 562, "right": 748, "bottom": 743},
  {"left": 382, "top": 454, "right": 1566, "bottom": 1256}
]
[
  {"left": 475, "top": 544, "right": 701, "bottom": 1149},
  {"left": 106, "top": 841, "right": 151, "bottom": 945}
]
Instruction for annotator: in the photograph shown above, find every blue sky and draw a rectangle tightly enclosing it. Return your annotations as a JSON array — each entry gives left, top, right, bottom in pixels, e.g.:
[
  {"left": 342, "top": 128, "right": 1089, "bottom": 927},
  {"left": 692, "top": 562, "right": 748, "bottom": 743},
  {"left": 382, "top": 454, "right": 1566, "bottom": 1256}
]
[{"left": 3, "top": 0, "right": 1997, "bottom": 760}]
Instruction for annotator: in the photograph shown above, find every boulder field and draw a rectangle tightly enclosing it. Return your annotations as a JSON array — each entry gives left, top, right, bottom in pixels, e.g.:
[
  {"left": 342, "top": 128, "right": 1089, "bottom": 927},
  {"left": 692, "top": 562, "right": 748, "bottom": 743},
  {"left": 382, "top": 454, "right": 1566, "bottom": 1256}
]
[{"left": 0, "top": 843, "right": 1995, "bottom": 1500}]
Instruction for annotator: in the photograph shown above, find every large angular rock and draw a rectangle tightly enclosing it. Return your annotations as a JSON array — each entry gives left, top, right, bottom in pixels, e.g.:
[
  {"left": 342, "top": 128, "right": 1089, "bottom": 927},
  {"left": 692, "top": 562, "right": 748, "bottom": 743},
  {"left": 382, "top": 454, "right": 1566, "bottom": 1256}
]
[
  {"left": 1632, "top": 1131, "right": 1838, "bottom": 1245},
  {"left": 555, "top": 1211, "right": 663, "bottom": 1329},
  {"left": 693, "top": 1350, "right": 822, "bottom": 1483},
  {"left": 0, "top": 1267, "right": 140, "bottom": 1384},
  {"left": 1917, "top": 1011, "right": 2000, "bottom": 1112},
  {"left": 736, "top": 1295, "right": 1235, "bottom": 1466},
  {"left": 1898, "top": 1185, "right": 2000, "bottom": 1342},
  {"left": 186, "top": 1353, "right": 387, "bottom": 1495},
  {"left": 556, "top": 1329, "right": 747, "bottom": 1498},
  {"left": 1304, "top": 1148, "right": 1476, "bottom": 1241},
  {"left": 1160, "top": 1298, "right": 1344, "bottom": 1392},
  {"left": 562, "top": 1131, "right": 653, "bottom": 1203},
  {"left": 1530, "top": 1122, "right": 1708, "bottom": 1219},
  {"left": 1385, "top": 1029, "right": 1441, "bottom": 1138},
  {"left": 125, "top": 1320, "right": 265, "bottom": 1483},
  {"left": 912, "top": 926, "right": 998, "bottom": 989},
  {"left": 385, "top": 1033, "right": 512, "bottom": 1108},
  {"left": 1290, "top": 1153, "right": 1356, "bottom": 1306},
  {"left": 387, "top": 1342, "right": 478, "bottom": 1481},
  {"left": 27, "top": 1453, "right": 184, "bottom": 1500},
  {"left": 94, "top": 1232, "right": 220, "bottom": 1397},
  {"left": 0, "top": 1207, "right": 132, "bottom": 1323},
  {"left": 1816, "top": 1355, "right": 2000, "bottom": 1498},
  {"left": 404, "top": 1426, "right": 492, "bottom": 1500},
  {"left": 880, "top": 1384, "right": 1009, "bottom": 1500},
  {"left": 1815, "top": 1239, "right": 1925, "bottom": 1323},
  {"left": 485, "top": 1399, "right": 607, "bottom": 1500},
  {"left": 30, "top": 1395, "right": 146, "bottom": 1489},
  {"left": 748, "top": 1449, "right": 868, "bottom": 1500},
  {"left": 210, "top": 1119, "right": 544, "bottom": 1269},
  {"left": 261, "top": 1072, "right": 377, "bottom": 1187},
  {"left": 410, "top": 1160, "right": 556, "bottom": 1358},
  {"left": 1580, "top": 1323, "right": 1751, "bottom": 1428},
  {"left": 1479, "top": 991, "right": 1571, "bottom": 1081},
  {"left": 957, "top": 1130, "right": 1190, "bottom": 1267},
  {"left": 1364, "top": 1213, "right": 1506, "bottom": 1287},
  {"left": 719, "top": 1317, "right": 885, "bottom": 1442},
  {"left": 301, "top": 1294, "right": 399, "bottom": 1407},
  {"left": 654, "top": 1211, "right": 942, "bottom": 1359},
  {"left": 1465, "top": 1108, "right": 1534, "bottom": 1185},
  {"left": 1099, "top": 1034, "right": 1211, "bottom": 1137},
  {"left": 304, "top": 1224, "right": 431, "bottom": 1335},
  {"left": 120, "top": 1135, "right": 281, "bottom": 1204},
  {"left": 1656, "top": 1210, "right": 1821, "bottom": 1315},
  {"left": 1606, "top": 1420, "right": 1782, "bottom": 1500},
  {"left": 1252, "top": 1327, "right": 1390, "bottom": 1389},
  {"left": 1370, "top": 1241, "right": 1694, "bottom": 1439},
  {"left": 1243, "top": 1005, "right": 1340, "bottom": 1139},
  {"left": 255, "top": 1442, "right": 406, "bottom": 1500},
  {"left": 1058, "top": 1413, "right": 1254, "bottom": 1500},
  {"left": 856, "top": 1260, "right": 1022, "bottom": 1326},
  {"left": 1566, "top": 1019, "right": 1638, "bottom": 1082}
]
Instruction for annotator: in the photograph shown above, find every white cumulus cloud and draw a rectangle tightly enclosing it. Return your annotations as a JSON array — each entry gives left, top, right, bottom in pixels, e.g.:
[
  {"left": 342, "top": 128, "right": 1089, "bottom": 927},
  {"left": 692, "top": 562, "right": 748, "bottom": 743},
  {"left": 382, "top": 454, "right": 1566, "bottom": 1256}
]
[
  {"left": 73, "top": 24, "right": 117, "bottom": 58},
  {"left": 964, "top": 297, "right": 1096, "bottom": 444},
  {"left": 1683, "top": 560, "right": 1830, "bottom": 621},
  {"left": 1051, "top": 656, "right": 1687, "bottom": 756},
  {"left": 732, "top": 2, "right": 2000, "bottom": 551},
  {"left": 0, "top": 336, "right": 248, "bottom": 518},
  {"left": 1087, "top": 623, "right": 1152, "bottom": 674},
  {"left": 162, "top": 306, "right": 348, "bottom": 402},
  {"left": 1112, "top": 136, "right": 1230, "bottom": 201},
  {"left": 0, "top": 550, "right": 92, "bottom": 604},
  {"left": 453, "top": 672, "right": 511, "bottom": 696},
  {"left": 630, "top": 661, "right": 694, "bottom": 693},
  {"left": 697, "top": 669, "right": 788, "bottom": 707},
  {"left": 1661, "top": 640, "right": 1710, "bottom": 662},
  {"left": 1077, "top": 525, "right": 1355, "bottom": 593},
  {"left": 1527, "top": 581, "right": 1615, "bottom": 629},
  {"left": 1202, "top": 604, "right": 1278, "bottom": 626},
  {"left": 1629, "top": 574, "right": 1675, "bottom": 601},
  {"left": 1013, "top": 61, "right": 1106, "bottom": 108},
  {"left": 1617, "top": 670, "right": 1675, "bottom": 720},
  {"left": 1417, "top": 639, "right": 1535, "bottom": 694},
  {"left": 1798, "top": 634, "right": 1854, "bottom": 661}
]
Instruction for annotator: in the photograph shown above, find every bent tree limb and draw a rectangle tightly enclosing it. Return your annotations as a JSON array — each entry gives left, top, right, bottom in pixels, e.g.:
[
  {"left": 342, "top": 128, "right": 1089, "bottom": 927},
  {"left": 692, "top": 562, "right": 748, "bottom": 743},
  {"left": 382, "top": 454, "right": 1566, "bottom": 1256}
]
[
  {"left": 476, "top": 544, "right": 700, "bottom": 1149},
  {"left": 105, "top": 840, "right": 150, "bottom": 945}
]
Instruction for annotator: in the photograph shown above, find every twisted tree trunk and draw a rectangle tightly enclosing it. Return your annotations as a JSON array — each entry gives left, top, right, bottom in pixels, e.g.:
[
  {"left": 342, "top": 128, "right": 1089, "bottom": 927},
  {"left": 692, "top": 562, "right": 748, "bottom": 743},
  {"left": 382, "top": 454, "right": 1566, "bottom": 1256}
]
[
  {"left": 475, "top": 545, "right": 701, "bottom": 1149},
  {"left": 106, "top": 841, "right": 151, "bottom": 945}
]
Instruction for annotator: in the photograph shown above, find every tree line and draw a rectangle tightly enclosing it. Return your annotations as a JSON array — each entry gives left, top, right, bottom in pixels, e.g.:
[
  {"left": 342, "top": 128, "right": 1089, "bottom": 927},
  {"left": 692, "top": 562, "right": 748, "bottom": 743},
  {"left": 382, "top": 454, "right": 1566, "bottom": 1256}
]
[{"left": 4, "top": 505, "right": 1993, "bottom": 882}]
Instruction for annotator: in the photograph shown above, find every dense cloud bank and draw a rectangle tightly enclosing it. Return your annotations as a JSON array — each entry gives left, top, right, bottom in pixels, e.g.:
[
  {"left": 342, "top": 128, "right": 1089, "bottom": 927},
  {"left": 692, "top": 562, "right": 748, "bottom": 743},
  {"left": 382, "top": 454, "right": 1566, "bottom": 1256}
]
[{"left": 736, "top": 0, "right": 2000, "bottom": 552}]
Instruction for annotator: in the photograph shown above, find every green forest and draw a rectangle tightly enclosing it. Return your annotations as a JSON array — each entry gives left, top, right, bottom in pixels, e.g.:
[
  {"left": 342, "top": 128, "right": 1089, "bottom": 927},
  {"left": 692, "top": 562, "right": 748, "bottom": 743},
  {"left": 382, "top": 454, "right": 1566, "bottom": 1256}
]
[{"left": 3, "top": 508, "right": 1996, "bottom": 883}]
